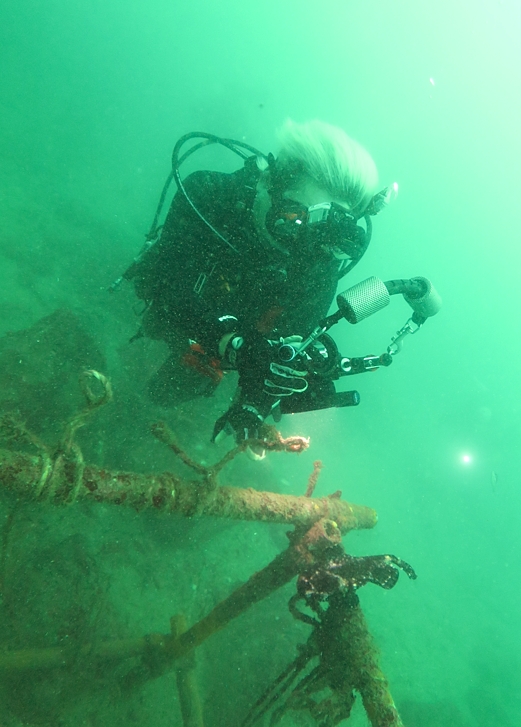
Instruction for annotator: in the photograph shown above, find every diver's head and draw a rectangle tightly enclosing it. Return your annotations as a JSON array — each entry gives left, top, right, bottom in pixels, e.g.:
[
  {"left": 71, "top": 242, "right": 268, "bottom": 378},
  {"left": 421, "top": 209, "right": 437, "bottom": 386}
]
[
  {"left": 275, "top": 119, "right": 379, "bottom": 217},
  {"left": 252, "top": 119, "right": 379, "bottom": 266}
]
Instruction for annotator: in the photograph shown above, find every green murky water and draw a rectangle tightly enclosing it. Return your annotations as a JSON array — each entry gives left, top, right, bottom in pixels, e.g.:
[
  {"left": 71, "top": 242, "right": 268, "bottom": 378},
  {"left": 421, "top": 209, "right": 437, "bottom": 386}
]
[{"left": 0, "top": 1, "right": 519, "bottom": 724}]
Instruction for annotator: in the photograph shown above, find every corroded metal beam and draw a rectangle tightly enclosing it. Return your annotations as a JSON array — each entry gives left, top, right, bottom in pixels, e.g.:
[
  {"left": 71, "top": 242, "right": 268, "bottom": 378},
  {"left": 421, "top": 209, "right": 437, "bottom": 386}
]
[{"left": 0, "top": 448, "right": 377, "bottom": 534}]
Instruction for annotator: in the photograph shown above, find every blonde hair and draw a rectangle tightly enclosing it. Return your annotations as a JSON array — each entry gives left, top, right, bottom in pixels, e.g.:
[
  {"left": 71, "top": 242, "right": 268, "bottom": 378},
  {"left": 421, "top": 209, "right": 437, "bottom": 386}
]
[{"left": 276, "top": 119, "right": 379, "bottom": 217}]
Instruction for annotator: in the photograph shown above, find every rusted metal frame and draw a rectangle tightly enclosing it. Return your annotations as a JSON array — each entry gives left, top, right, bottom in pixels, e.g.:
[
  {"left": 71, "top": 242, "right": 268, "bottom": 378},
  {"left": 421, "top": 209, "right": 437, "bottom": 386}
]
[
  {"left": 0, "top": 448, "right": 377, "bottom": 533},
  {"left": 0, "top": 508, "right": 402, "bottom": 726},
  {"left": 0, "top": 519, "right": 336, "bottom": 676},
  {"left": 171, "top": 614, "right": 205, "bottom": 727}
]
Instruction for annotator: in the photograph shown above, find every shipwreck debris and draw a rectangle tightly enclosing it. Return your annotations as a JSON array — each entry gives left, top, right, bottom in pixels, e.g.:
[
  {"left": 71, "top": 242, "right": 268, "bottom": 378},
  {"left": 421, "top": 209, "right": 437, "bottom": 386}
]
[{"left": 0, "top": 365, "right": 415, "bottom": 727}]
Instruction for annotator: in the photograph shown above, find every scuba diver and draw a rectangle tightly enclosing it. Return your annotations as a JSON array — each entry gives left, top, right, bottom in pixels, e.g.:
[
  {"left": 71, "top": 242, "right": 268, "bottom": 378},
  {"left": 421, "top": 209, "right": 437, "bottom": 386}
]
[{"left": 114, "top": 119, "right": 440, "bottom": 451}]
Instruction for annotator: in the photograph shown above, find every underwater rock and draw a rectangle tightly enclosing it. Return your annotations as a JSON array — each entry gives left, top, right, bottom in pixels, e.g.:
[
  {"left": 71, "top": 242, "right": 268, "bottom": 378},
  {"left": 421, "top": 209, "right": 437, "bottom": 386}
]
[{"left": 0, "top": 308, "right": 106, "bottom": 438}]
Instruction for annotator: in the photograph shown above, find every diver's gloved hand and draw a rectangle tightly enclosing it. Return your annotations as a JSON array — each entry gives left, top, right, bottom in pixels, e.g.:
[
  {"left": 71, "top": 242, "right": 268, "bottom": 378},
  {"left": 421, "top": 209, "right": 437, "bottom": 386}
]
[
  {"left": 226, "top": 333, "right": 309, "bottom": 401},
  {"left": 212, "top": 401, "right": 264, "bottom": 443},
  {"left": 214, "top": 333, "right": 308, "bottom": 457},
  {"left": 212, "top": 402, "right": 267, "bottom": 459}
]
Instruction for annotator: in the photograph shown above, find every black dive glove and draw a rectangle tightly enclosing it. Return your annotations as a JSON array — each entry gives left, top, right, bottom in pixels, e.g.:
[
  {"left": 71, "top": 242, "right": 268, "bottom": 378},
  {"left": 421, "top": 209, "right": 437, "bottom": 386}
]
[
  {"left": 229, "top": 333, "right": 309, "bottom": 401},
  {"left": 212, "top": 401, "right": 266, "bottom": 445},
  {"left": 212, "top": 333, "right": 308, "bottom": 445}
]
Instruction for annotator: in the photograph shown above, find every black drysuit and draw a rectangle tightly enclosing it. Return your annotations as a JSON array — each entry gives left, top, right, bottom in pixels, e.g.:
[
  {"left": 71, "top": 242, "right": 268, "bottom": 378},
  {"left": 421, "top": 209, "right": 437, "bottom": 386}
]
[{"left": 133, "top": 158, "right": 345, "bottom": 405}]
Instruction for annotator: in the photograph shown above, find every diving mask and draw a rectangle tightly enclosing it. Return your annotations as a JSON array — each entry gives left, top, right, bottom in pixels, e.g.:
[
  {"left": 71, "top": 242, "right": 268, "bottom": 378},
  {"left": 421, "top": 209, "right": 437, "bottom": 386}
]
[{"left": 266, "top": 199, "right": 368, "bottom": 262}]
